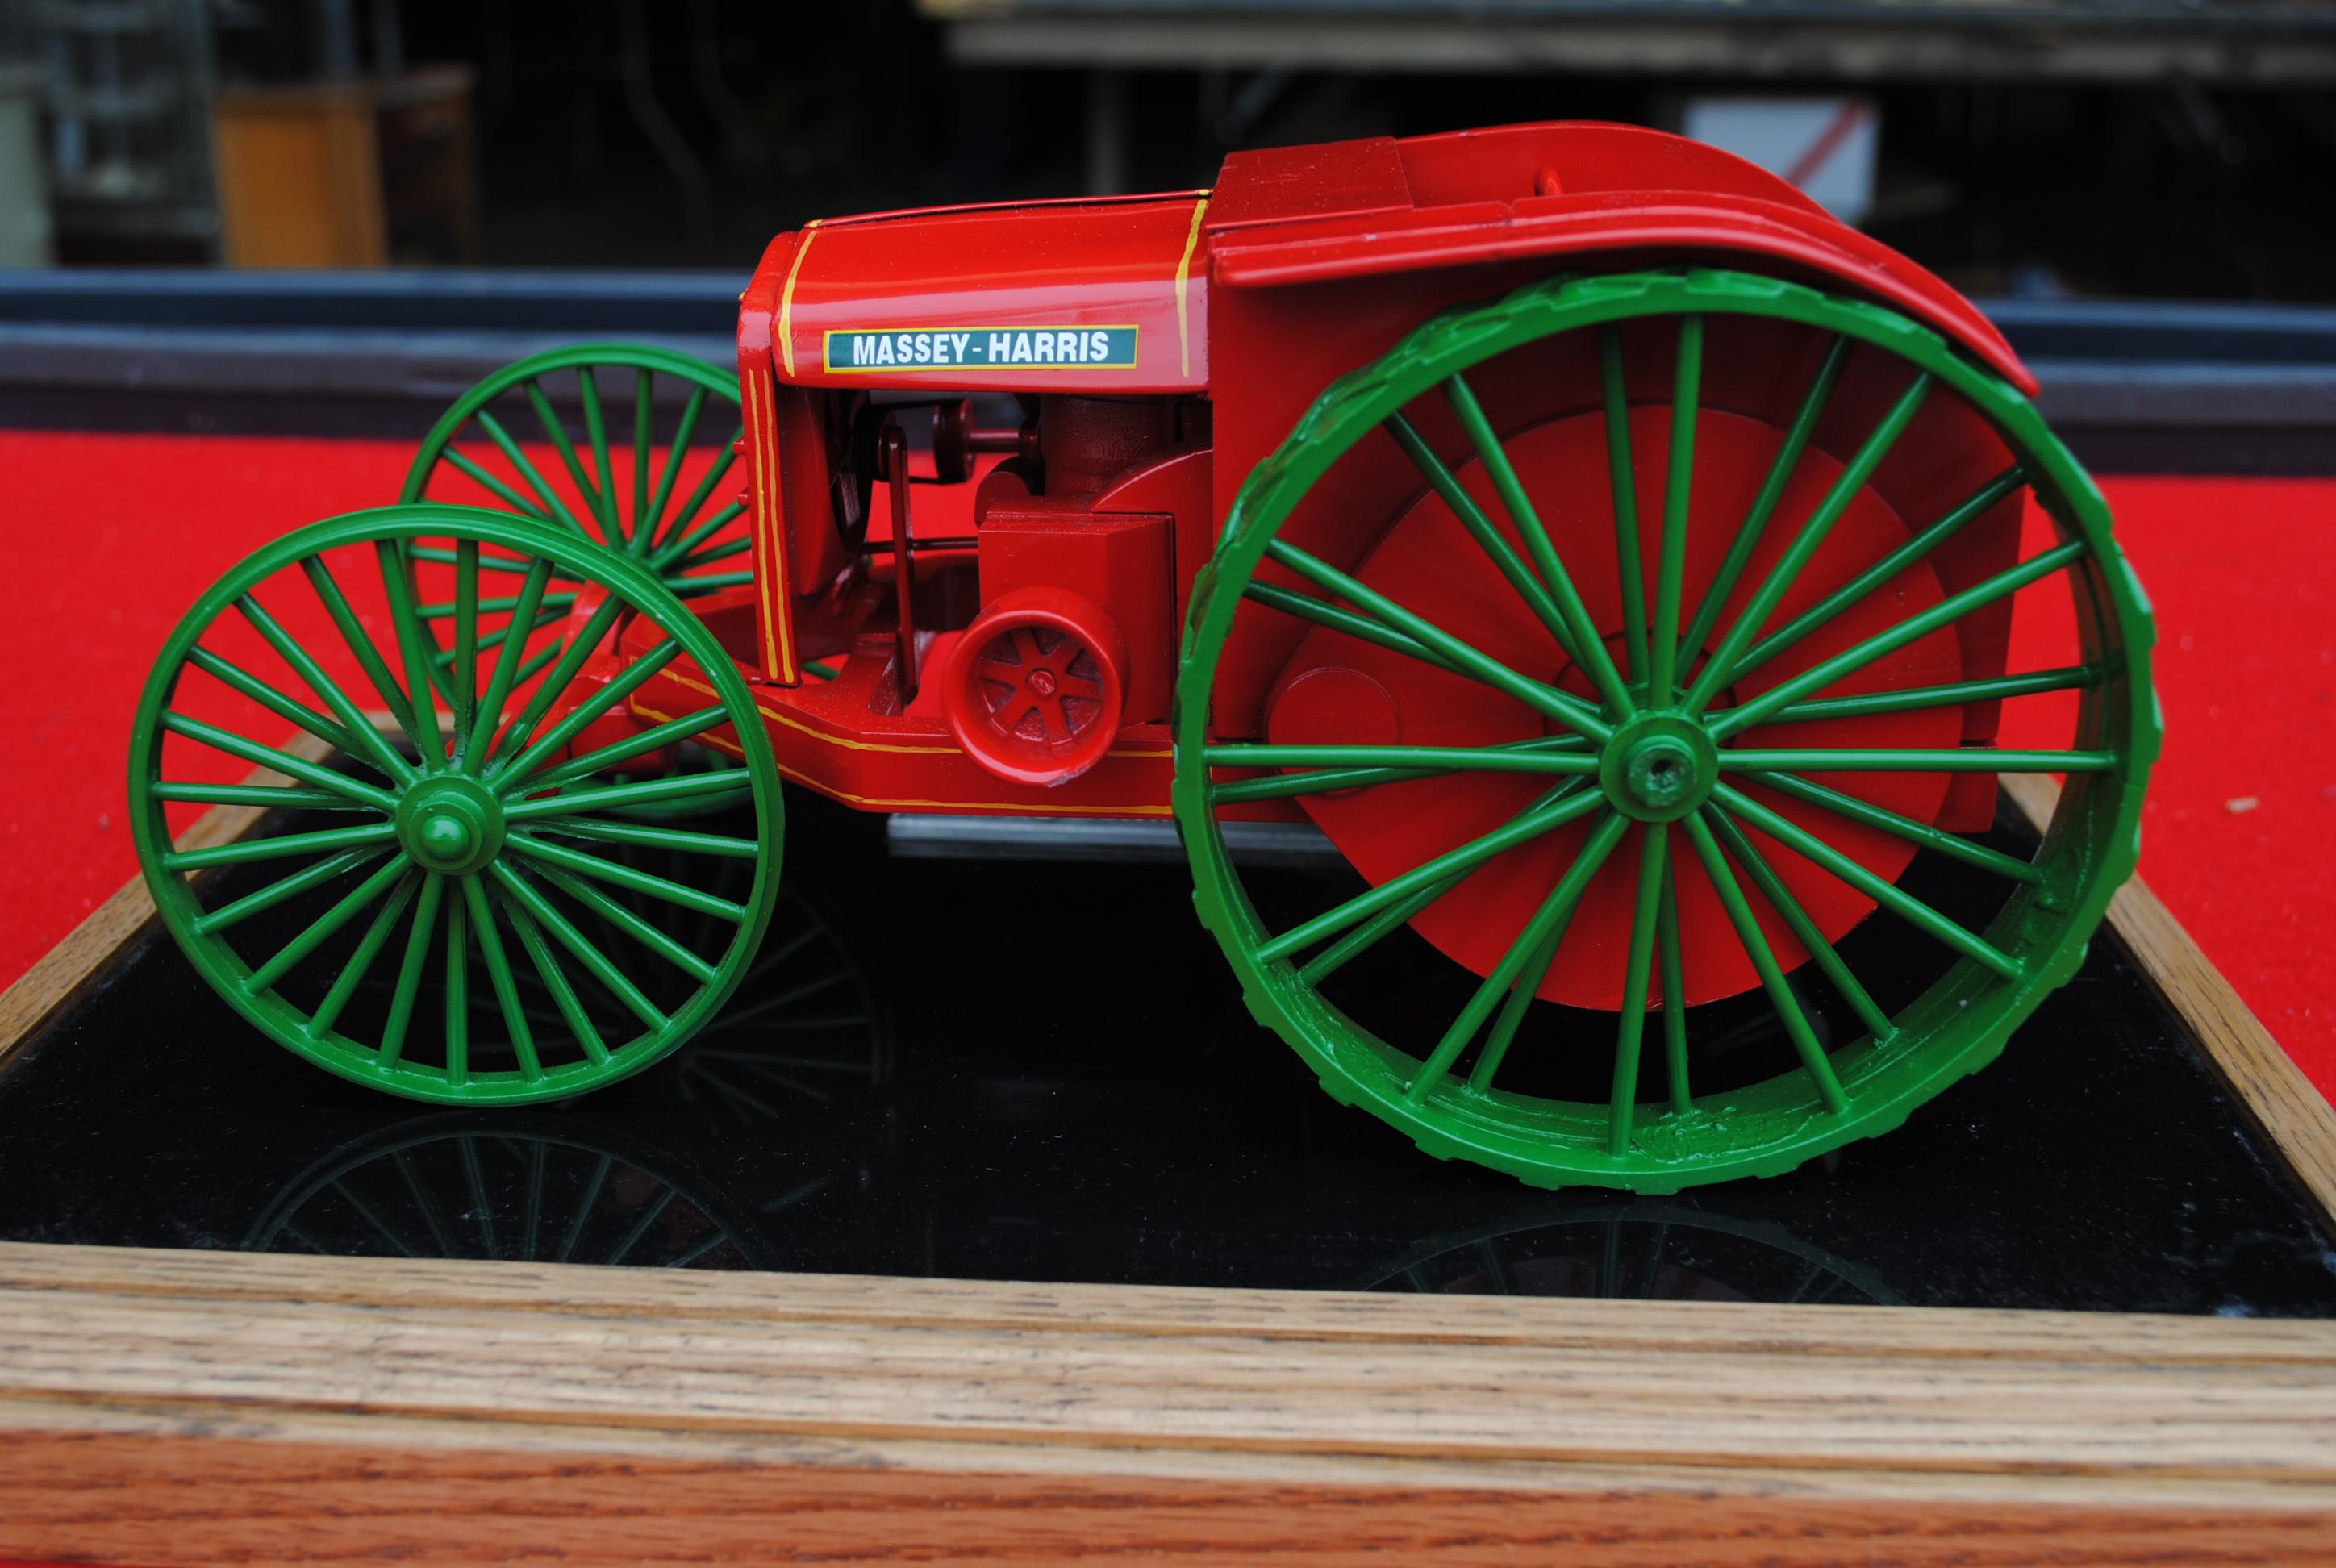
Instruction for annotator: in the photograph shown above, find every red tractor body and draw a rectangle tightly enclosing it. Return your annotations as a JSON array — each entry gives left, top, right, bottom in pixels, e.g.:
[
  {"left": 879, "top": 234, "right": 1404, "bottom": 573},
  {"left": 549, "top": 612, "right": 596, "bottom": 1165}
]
[
  {"left": 131, "top": 118, "right": 2158, "bottom": 1186},
  {"left": 612, "top": 123, "right": 2030, "bottom": 833}
]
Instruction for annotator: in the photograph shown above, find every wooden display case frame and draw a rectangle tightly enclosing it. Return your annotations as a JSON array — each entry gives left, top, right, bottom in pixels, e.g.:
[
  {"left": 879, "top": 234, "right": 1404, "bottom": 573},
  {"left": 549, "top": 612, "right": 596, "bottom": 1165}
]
[{"left": 2, "top": 772, "right": 2333, "bottom": 1564}]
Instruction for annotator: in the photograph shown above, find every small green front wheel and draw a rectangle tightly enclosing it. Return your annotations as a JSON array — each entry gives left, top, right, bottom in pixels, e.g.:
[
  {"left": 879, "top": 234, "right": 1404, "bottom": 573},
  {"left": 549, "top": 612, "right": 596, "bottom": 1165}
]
[
  {"left": 127, "top": 505, "right": 782, "bottom": 1105},
  {"left": 401, "top": 344, "right": 751, "bottom": 610}
]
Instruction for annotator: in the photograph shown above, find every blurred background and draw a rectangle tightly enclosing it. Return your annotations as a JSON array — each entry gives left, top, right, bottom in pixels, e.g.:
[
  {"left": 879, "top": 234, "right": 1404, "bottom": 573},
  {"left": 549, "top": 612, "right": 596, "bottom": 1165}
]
[{"left": 1, "top": 0, "right": 2334, "bottom": 298}]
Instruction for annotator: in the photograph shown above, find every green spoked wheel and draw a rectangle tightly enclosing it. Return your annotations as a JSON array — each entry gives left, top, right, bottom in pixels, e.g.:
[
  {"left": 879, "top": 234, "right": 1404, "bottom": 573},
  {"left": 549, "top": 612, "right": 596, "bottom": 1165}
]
[
  {"left": 1174, "top": 268, "right": 2157, "bottom": 1191},
  {"left": 401, "top": 344, "right": 751, "bottom": 619},
  {"left": 128, "top": 505, "right": 782, "bottom": 1105}
]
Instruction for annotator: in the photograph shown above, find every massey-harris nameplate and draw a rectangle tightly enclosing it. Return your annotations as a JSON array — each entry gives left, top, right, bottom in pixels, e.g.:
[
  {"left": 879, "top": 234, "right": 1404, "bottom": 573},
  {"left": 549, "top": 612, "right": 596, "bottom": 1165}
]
[{"left": 824, "top": 326, "right": 1138, "bottom": 372}]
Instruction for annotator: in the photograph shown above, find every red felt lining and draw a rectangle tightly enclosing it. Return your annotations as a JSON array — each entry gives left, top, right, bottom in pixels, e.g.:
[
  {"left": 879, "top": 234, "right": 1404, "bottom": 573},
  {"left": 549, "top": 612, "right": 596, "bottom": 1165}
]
[{"left": 2, "top": 432, "right": 2330, "bottom": 1099}]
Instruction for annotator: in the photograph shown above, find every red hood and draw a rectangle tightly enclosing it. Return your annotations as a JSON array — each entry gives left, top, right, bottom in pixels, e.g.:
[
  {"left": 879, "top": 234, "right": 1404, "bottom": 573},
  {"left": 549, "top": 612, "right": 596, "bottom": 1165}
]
[{"left": 744, "top": 191, "right": 1212, "bottom": 394}]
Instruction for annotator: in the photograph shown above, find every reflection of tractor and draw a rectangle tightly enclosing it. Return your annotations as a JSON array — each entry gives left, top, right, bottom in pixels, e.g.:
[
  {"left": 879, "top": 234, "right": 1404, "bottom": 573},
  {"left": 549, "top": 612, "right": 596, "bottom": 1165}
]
[{"left": 131, "top": 122, "right": 2156, "bottom": 1192}]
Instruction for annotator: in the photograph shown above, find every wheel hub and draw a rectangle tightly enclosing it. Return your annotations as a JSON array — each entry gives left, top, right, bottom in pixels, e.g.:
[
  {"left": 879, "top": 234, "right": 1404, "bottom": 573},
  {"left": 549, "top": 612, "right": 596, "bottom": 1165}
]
[
  {"left": 396, "top": 776, "right": 505, "bottom": 876},
  {"left": 1598, "top": 713, "right": 1717, "bottom": 823}
]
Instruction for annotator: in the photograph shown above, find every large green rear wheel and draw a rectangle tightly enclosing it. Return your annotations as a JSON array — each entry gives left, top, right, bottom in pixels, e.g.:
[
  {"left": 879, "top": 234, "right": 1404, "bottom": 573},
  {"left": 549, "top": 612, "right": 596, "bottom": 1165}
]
[
  {"left": 128, "top": 505, "right": 781, "bottom": 1105},
  {"left": 1174, "top": 269, "right": 2157, "bottom": 1191}
]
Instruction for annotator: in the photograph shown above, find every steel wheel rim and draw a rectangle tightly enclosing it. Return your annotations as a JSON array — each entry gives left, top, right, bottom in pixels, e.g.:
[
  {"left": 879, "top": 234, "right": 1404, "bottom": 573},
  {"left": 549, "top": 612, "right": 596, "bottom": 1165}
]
[
  {"left": 128, "top": 504, "right": 782, "bottom": 1106},
  {"left": 1173, "top": 268, "right": 2157, "bottom": 1191},
  {"left": 400, "top": 344, "right": 750, "bottom": 604}
]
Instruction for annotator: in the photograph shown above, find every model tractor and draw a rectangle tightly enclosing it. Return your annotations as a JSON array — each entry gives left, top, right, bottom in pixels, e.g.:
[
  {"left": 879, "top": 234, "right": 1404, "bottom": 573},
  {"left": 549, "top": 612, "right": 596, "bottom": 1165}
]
[{"left": 131, "top": 123, "right": 2156, "bottom": 1191}]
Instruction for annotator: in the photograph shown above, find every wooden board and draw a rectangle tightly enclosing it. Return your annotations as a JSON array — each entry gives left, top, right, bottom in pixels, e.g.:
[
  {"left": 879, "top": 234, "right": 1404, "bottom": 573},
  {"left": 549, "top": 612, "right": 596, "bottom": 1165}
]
[{"left": 2, "top": 777, "right": 2334, "bottom": 1562}]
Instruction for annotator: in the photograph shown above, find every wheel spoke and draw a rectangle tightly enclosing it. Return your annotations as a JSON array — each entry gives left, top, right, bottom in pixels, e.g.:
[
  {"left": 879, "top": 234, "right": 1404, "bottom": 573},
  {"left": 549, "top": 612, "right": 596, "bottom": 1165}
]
[
  {"left": 649, "top": 433, "right": 741, "bottom": 557},
  {"left": 1382, "top": 411, "right": 1581, "bottom": 661},
  {"left": 1704, "top": 804, "right": 1896, "bottom": 1045},
  {"left": 504, "top": 768, "right": 759, "bottom": 820},
  {"left": 165, "top": 818, "right": 398, "bottom": 873},
  {"left": 154, "top": 780, "right": 369, "bottom": 811},
  {"left": 681, "top": 535, "right": 753, "bottom": 568},
  {"left": 1445, "top": 372, "right": 1635, "bottom": 717},
  {"left": 490, "top": 637, "right": 683, "bottom": 789},
  {"left": 1258, "top": 786, "right": 1605, "bottom": 966},
  {"left": 528, "top": 704, "right": 734, "bottom": 793},
  {"left": 631, "top": 369, "right": 655, "bottom": 552},
  {"left": 308, "top": 873, "right": 423, "bottom": 1039},
  {"left": 373, "top": 540, "right": 449, "bottom": 766},
  {"left": 524, "top": 378, "right": 614, "bottom": 544},
  {"left": 378, "top": 872, "right": 445, "bottom": 1066},
  {"left": 471, "top": 605, "right": 567, "bottom": 658},
  {"left": 1683, "top": 369, "right": 1934, "bottom": 714},
  {"left": 653, "top": 499, "right": 749, "bottom": 569},
  {"left": 1241, "top": 579, "right": 1467, "bottom": 680},
  {"left": 444, "top": 884, "right": 470, "bottom": 1086},
  {"left": 1709, "top": 540, "right": 2088, "bottom": 740},
  {"left": 466, "top": 557, "right": 557, "bottom": 764},
  {"left": 1295, "top": 865, "right": 1454, "bottom": 987},
  {"left": 513, "top": 638, "right": 565, "bottom": 688},
  {"left": 1680, "top": 811, "right": 1848, "bottom": 1113},
  {"left": 1730, "top": 769, "right": 2044, "bottom": 886},
  {"left": 193, "top": 846, "right": 390, "bottom": 936},
  {"left": 1466, "top": 795, "right": 1623, "bottom": 1093},
  {"left": 526, "top": 815, "right": 760, "bottom": 861},
  {"left": 442, "top": 448, "right": 556, "bottom": 524},
  {"left": 160, "top": 711, "right": 399, "bottom": 810},
  {"left": 474, "top": 407, "right": 592, "bottom": 538},
  {"left": 1712, "top": 782, "right": 2022, "bottom": 978},
  {"left": 578, "top": 367, "right": 624, "bottom": 549},
  {"left": 1603, "top": 824, "right": 1670, "bottom": 1152},
  {"left": 505, "top": 832, "right": 749, "bottom": 924},
  {"left": 1407, "top": 810, "right": 1629, "bottom": 1100},
  {"left": 1723, "top": 664, "right": 2102, "bottom": 728},
  {"left": 450, "top": 540, "right": 482, "bottom": 765},
  {"left": 1648, "top": 313, "right": 1702, "bottom": 703},
  {"left": 488, "top": 861, "right": 672, "bottom": 1030},
  {"left": 1294, "top": 785, "right": 1590, "bottom": 984},
  {"left": 1598, "top": 323, "right": 1649, "bottom": 683},
  {"left": 233, "top": 593, "right": 415, "bottom": 784},
  {"left": 486, "top": 594, "right": 630, "bottom": 769},
  {"left": 410, "top": 544, "right": 538, "bottom": 573},
  {"left": 1210, "top": 735, "right": 1593, "bottom": 805},
  {"left": 503, "top": 895, "right": 611, "bottom": 1066},
  {"left": 532, "top": 862, "right": 720, "bottom": 984},
  {"left": 1720, "top": 747, "right": 2113, "bottom": 773},
  {"left": 1727, "top": 465, "right": 2027, "bottom": 693},
  {"left": 665, "top": 570, "right": 754, "bottom": 598},
  {"left": 1677, "top": 336, "right": 1853, "bottom": 665},
  {"left": 644, "top": 385, "right": 708, "bottom": 552},
  {"left": 184, "top": 646, "right": 366, "bottom": 768},
  {"left": 1657, "top": 856, "right": 1689, "bottom": 1111},
  {"left": 461, "top": 874, "right": 543, "bottom": 1080},
  {"left": 298, "top": 558, "right": 436, "bottom": 768},
  {"left": 244, "top": 854, "right": 413, "bottom": 996},
  {"left": 1263, "top": 537, "right": 1613, "bottom": 741},
  {"left": 419, "top": 590, "right": 578, "bottom": 619}
]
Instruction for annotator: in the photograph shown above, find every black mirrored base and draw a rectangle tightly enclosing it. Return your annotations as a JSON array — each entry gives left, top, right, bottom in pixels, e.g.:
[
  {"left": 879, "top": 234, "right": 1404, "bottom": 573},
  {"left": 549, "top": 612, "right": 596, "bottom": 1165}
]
[{"left": 4, "top": 792, "right": 2333, "bottom": 1316}]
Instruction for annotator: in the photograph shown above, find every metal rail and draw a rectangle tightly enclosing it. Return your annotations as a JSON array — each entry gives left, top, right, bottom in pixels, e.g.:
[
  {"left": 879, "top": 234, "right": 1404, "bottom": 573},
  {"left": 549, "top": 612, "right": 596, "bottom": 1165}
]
[{"left": 3, "top": 266, "right": 2330, "bottom": 469}]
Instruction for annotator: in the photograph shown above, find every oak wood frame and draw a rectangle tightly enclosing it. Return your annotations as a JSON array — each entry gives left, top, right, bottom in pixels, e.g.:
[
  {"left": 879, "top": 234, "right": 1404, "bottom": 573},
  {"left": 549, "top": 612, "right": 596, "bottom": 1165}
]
[{"left": 1, "top": 772, "right": 2332, "bottom": 1563}]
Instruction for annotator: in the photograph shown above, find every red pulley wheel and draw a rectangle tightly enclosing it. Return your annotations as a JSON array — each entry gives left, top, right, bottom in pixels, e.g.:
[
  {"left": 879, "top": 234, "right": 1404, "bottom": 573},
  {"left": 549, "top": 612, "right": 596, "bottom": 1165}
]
[{"left": 946, "top": 586, "right": 1128, "bottom": 786}]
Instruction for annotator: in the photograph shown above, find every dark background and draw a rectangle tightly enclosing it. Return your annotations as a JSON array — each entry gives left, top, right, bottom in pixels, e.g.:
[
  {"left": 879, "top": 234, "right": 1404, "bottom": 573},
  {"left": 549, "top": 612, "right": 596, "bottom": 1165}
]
[{"left": 10, "top": 0, "right": 2336, "bottom": 299}]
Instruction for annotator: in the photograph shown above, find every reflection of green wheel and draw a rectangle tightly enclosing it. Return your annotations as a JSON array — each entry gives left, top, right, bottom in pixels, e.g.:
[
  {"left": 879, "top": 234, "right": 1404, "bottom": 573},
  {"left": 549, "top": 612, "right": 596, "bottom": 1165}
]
[
  {"left": 401, "top": 344, "right": 749, "bottom": 607},
  {"left": 1175, "top": 268, "right": 2156, "bottom": 1193},
  {"left": 128, "top": 504, "right": 781, "bottom": 1105},
  {"left": 244, "top": 1114, "right": 784, "bottom": 1270}
]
